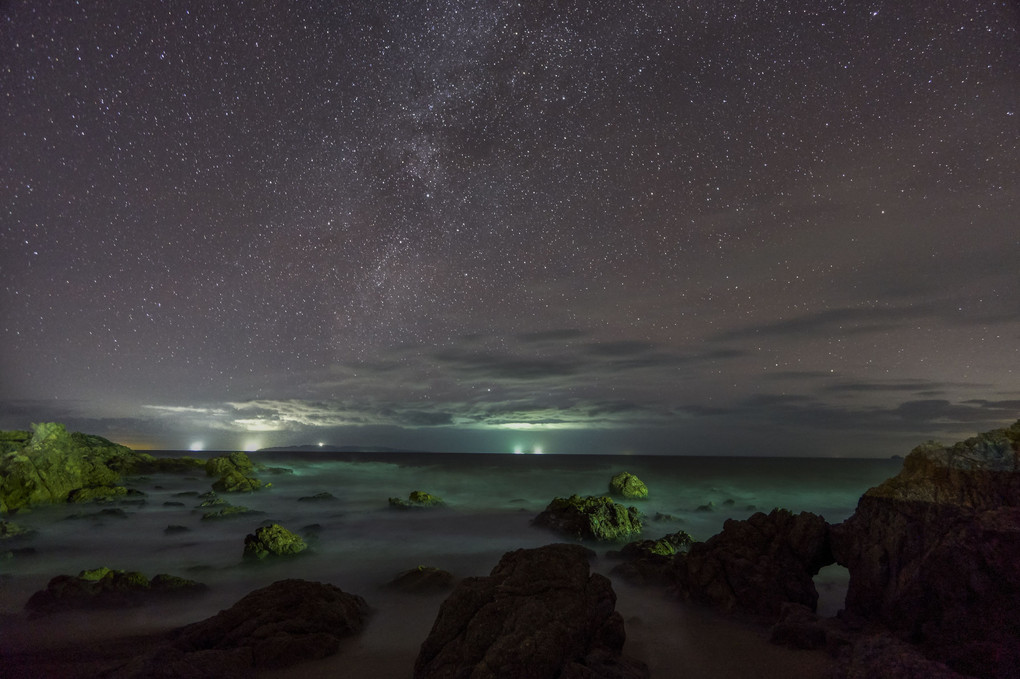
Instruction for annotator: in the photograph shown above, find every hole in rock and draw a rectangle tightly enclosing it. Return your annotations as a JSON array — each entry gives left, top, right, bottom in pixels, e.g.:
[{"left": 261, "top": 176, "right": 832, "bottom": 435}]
[{"left": 813, "top": 563, "right": 849, "bottom": 618}]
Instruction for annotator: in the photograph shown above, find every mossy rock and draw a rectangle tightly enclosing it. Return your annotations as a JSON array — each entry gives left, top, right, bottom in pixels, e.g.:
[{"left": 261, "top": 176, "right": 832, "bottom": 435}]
[
  {"left": 608, "top": 471, "right": 649, "bottom": 500},
  {"left": 533, "top": 494, "right": 643, "bottom": 542},
  {"left": 243, "top": 523, "right": 307, "bottom": 560},
  {"left": 201, "top": 505, "right": 261, "bottom": 520},
  {"left": 212, "top": 470, "right": 265, "bottom": 493},
  {"left": 0, "top": 423, "right": 153, "bottom": 513},
  {"left": 389, "top": 490, "right": 446, "bottom": 509},
  {"left": 205, "top": 452, "right": 265, "bottom": 493},
  {"left": 25, "top": 568, "right": 207, "bottom": 613},
  {"left": 67, "top": 485, "right": 130, "bottom": 503}
]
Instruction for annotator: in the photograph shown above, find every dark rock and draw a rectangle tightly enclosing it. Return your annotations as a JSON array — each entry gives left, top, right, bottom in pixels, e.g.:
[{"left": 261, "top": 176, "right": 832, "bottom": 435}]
[
  {"left": 298, "top": 491, "right": 337, "bottom": 502},
  {"left": 163, "top": 501, "right": 186, "bottom": 507},
  {"left": 389, "top": 490, "right": 446, "bottom": 509},
  {"left": 830, "top": 421, "right": 1020, "bottom": 679},
  {"left": 608, "top": 471, "right": 649, "bottom": 499},
  {"left": 672, "top": 508, "right": 831, "bottom": 618},
  {"left": 695, "top": 501, "right": 716, "bottom": 512},
  {"left": 614, "top": 530, "right": 695, "bottom": 559},
  {"left": 769, "top": 603, "right": 828, "bottom": 650},
  {"left": 164, "top": 524, "right": 190, "bottom": 534},
  {"left": 25, "top": 567, "right": 207, "bottom": 614},
  {"left": 532, "top": 494, "right": 643, "bottom": 542},
  {"left": 0, "top": 520, "right": 34, "bottom": 539},
  {"left": 243, "top": 523, "right": 307, "bottom": 560},
  {"left": 609, "top": 531, "right": 696, "bottom": 586},
  {"left": 385, "top": 566, "right": 455, "bottom": 594},
  {"left": 200, "top": 505, "right": 261, "bottom": 520},
  {"left": 832, "top": 633, "right": 978, "bottom": 679},
  {"left": 107, "top": 579, "right": 369, "bottom": 677},
  {"left": 652, "top": 512, "right": 680, "bottom": 522},
  {"left": 413, "top": 543, "right": 649, "bottom": 679}
]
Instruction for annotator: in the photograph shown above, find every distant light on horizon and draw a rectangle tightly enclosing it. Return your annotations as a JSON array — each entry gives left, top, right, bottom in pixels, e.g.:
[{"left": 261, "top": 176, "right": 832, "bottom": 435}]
[
  {"left": 513, "top": 446, "right": 524, "bottom": 455},
  {"left": 533, "top": 446, "right": 543, "bottom": 455},
  {"left": 318, "top": 442, "right": 325, "bottom": 447},
  {"left": 189, "top": 441, "right": 204, "bottom": 452},
  {"left": 243, "top": 438, "right": 261, "bottom": 452}
]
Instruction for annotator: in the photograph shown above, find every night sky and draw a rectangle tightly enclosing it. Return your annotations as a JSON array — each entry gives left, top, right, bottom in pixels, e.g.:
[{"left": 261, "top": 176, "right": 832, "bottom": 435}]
[{"left": 2, "top": 1, "right": 1018, "bottom": 456}]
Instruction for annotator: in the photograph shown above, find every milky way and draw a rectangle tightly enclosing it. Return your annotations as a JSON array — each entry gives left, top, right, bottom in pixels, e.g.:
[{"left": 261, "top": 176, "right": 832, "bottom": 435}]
[{"left": 2, "top": 1, "right": 1018, "bottom": 454}]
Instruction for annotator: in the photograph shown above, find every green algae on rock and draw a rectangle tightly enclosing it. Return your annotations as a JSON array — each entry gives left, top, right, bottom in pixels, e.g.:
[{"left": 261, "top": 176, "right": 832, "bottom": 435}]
[
  {"left": 243, "top": 523, "right": 308, "bottom": 560},
  {"left": 25, "top": 567, "right": 208, "bottom": 614},
  {"left": 532, "top": 494, "right": 643, "bottom": 541},
  {"left": 389, "top": 490, "right": 446, "bottom": 509},
  {"left": 609, "top": 471, "right": 649, "bottom": 499}
]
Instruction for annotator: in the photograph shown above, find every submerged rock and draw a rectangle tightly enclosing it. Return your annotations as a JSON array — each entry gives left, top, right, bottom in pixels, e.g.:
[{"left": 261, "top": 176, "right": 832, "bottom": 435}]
[
  {"left": 25, "top": 567, "right": 207, "bottom": 614},
  {"left": 385, "top": 565, "right": 455, "bottom": 594},
  {"left": 532, "top": 494, "right": 642, "bottom": 541},
  {"left": 414, "top": 543, "right": 649, "bottom": 679},
  {"left": 609, "top": 471, "right": 649, "bottom": 499},
  {"left": 107, "top": 579, "right": 369, "bottom": 677},
  {"left": 243, "top": 523, "right": 307, "bottom": 560},
  {"left": 389, "top": 490, "right": 446, "bottom": 509},
  {"left": 298, "top": 491, "right": 337, "bottom": 502},
  {"left": 830, "top": 420, "right": 1020, "bottom": 679},
  {"left": 672, "top": 508, "right": 831, "bottom": 618}
]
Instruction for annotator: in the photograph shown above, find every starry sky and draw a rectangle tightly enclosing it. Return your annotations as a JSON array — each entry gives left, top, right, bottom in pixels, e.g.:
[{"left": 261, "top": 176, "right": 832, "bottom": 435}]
[{"left": 2, "top": 1, "right": 1018, "bottom": 456}]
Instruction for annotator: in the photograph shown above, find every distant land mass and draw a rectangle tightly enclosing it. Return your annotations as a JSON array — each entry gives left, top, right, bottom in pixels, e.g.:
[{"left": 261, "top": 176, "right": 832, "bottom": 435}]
[{"left": 256, "top": 444, "right": 412, "bottom": 453}]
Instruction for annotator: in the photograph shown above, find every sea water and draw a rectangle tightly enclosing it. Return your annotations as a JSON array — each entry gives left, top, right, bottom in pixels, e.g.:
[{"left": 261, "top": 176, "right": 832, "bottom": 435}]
[{"left": 0, "top": 452, "right": 901, "bottom": 678}]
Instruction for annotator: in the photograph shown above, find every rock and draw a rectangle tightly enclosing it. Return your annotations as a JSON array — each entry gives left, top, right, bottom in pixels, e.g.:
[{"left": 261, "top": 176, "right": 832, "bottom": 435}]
[
  {"left": 243, "top": 523, "right": 307, "bottom": 560},
  {"left": 769, "top": 603, "right": 828, "bottom": 650},
  {"left": 385, "top": 566, "right": 455, "bottom": 594},
  {"left": 201, "top": 505, "right": 261, "bottom": 520},
  {"left": 164, "top": 524, "right": 190, "bottom": 534},
  {"left": 609, "top": 471, "right": 649, "bottom": 499},
  {"left": 389, "top": 490, "right": 446, "bottom": 509},
  {"left": 67, "top": 485, "right": 130, "bottom": 503},
  {"left": 609, "top": 531, "right": 696, "bottom": 586},
  {"left": 298, "top": 491, "right": 337, "bottom": 502},
  {"left": 832, "top": 633, "right": 978, "bottom": 679},
  {"left": 205, "top": 452, "right": 265, "bottom": 492},
  {"left": 0, "top": 423, "right": 155, "bottom": 513},
  {"left": 652, "top": 512, "right": 680, "bottom": 522},
  {"left": 413, "top": 543, "right": 649, "bottom": 679},
  {"left": 672, "top": 508, "right": 831, "bottom": 618},
  {"left": 532, "top": 494, "right": 643, "bottom": 542},
  {"left": 0, "top": 520, "right": 34, "bottom": 539},
  {"left": 107, "top": 579, "right": 369, "bottom": 677},
  {"left": 830, "top": 421, "right": 1020, "bottom": 679},
  {"left": 25, "top": 567, "right": 207, "bottom": 614}
]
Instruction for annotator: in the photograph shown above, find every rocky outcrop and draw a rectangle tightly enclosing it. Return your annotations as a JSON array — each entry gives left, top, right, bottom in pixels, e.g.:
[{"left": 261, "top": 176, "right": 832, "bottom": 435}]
[
  {"left": 106, "top": 579, "right": 369, "bottom": 677},
  {"left": 1, "top": 423, "right": 145, "bottom": 512},
  {"left": 609, "top": 471, "right": 648, "bottom": 499},
  {"left": 532, "top": 495, "right": 642, "bottom": 541},
  {"left": 830, "top": 421, "right": 1020, "bottom": 679},
  {"left": 389, "top": 490, "right": 446, "bottom": 509},
  {"left": 413, "top": 543, "right": 649, "bottom": 679},
  {"left": 206, "top": 452, "right": 265, "bottom": 492},
  {"left": 672, "top": 508, "right": 831, "bottom": 618},
  {"left": 25, "top": 567, "right": 207, "bottom": 614},
  {"left": 609, "top": 530, "right": 696, "bottom": 586},
  {"left": 242, "top": 523, "right": 307, "bottom": 560}
]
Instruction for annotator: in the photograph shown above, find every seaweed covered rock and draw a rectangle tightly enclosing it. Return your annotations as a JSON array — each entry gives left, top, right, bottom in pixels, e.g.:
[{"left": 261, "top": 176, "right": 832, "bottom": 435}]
[
  {"left": 672, "top": 508, "right": 831, "bottom": 618},
  {"left": 206, "top": 451, "right": 265, "bottom": 492},
  {"left": 609, "top": 530, "right": 697, "bottom": 585},
  {"left": 243, "top": 523, "right": 307, "bottom": 560},
  {"left": 25, "top": 567, "right": 207, "bottom": 614},
  {"left": 385, "top": 565, "right": 456, "bottom": 594},
  {"left": 389, "top": 490, "right": 446, "bottom": 509},
  {"left": 106, "top": 579, "right": 369, "bottom": 677},
  {"left": 609, "top": 471, "right": 649, "bottom": 499},
  {"left": 414, "top": 543, "right": 649, "bottom": 679},
  {"left": 533, "top": 494, "right": 642, "bottom": 542},
  {"left": 0, "top": 423, "right": 155, "bottom": 513},
  {"left": 831, "top": 420, "right": 1020, "bottom": 679}
]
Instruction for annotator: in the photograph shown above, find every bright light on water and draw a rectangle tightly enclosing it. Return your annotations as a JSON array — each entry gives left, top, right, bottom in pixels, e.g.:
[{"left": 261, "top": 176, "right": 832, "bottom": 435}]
[
  {"left": 189, "top": 441, "right": 204, "bottom": 451},
  {"left": 533, "top": 446, "right": 543, "bottom": 455}
]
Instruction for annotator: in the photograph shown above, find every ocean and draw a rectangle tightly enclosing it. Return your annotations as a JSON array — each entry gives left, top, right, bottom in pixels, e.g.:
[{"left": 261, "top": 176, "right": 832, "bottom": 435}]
[{"left": 0, "top": 451, "right": 902, "bottom": 678}]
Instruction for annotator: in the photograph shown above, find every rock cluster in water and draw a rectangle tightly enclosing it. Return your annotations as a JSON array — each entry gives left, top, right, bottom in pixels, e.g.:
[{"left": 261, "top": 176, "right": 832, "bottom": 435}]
[
  {"left": 413, "top": 543, "right": 649, "bottom": 679},
  {"left": 532, "top": 494, "right": 643, "bottom": 541},
  {"left": 25, "top": 567, "right": 207, "bottom": 614},
  {"left": 206, "top": 451, "right": 266, "bottom": 492},
  {"left": 389, "top": 490, "right": 446, "bottom": 509},
  {"left": 242, "top": 523, "right": 307, "bottom": 560}
]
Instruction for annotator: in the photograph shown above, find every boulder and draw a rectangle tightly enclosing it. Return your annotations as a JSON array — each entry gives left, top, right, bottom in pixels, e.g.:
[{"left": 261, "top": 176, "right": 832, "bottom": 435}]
[
  {"left": 830, "top": 421, "right": 1020, "bottom": 679},
  {"left": 532, "top": 495, "right": 643, "bottom": 542},
  {"left": 106, "top": 579, "right": 369, "bottom": 677},
  {"left": 206, "top": 452, "right": 265, "bottom": 492},
  {"left": 0, "top": 423, "right": 153, "bottom": 513},
  {"left": 25, "top": 567, "right": 207, "bottom": 614},
  {"left": 243, "top": 523, "right": 307, "bottom": 560},
  {"left": 385, "top": 566, "right": 456, "bottom": 594},
  {"left": 389, "top": 490, "right": 446, "bottom": 509},
  {"left": 609, "top": 471, "right": 648, "bottom": 499},
  {"left": 609, "top": 530, "right": 696, "bottom": 586},
  {"left": 413, "top": 543, "right": 649, "bottom": 679},
  {"left": 832, "top": 633, "right": 978, "bottom": 679},
  {"left": 672, "top": 508, "right": 831, "bottom": 618}
]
